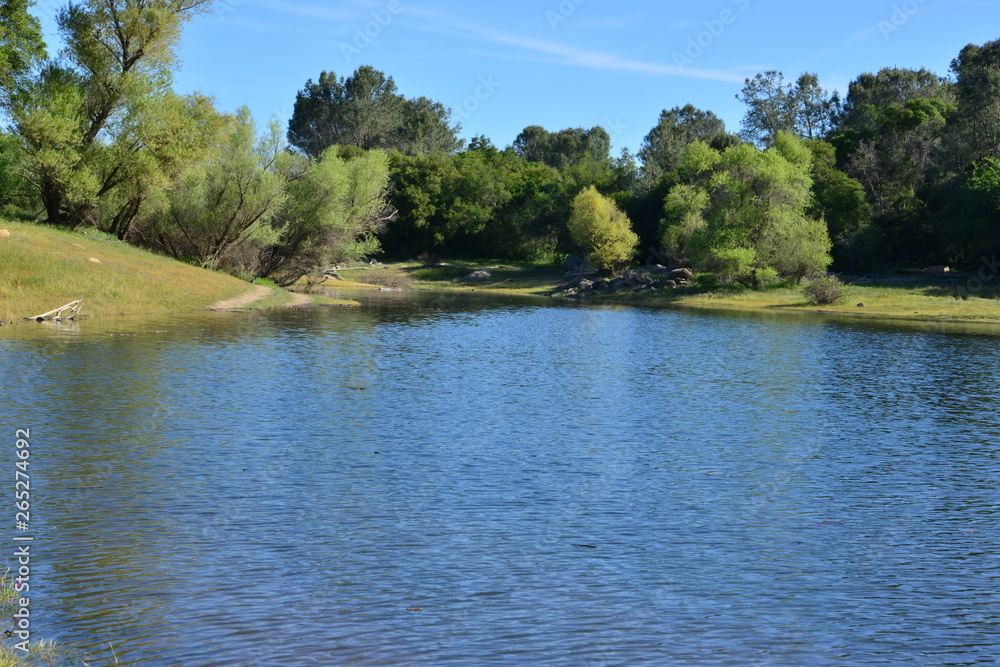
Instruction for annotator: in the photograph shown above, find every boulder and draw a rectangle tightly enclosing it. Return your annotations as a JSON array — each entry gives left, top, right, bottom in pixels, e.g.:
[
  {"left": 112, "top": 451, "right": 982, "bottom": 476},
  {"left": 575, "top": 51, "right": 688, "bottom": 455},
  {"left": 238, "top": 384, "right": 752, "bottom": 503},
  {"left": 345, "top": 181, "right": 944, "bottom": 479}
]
[
  {"left": 577, "top": 279, "right": 594, "bottom": 292},
  {"left": 461, "top": 269, "right": 493, "bottom": 282},
  {"left": 667, "top": 268, "right": 695, "bottom": 282},
  {"left": 593, "top": 277, "right": 610, "bottom": 290},
  {"left": 562, "top": 254, "right": 587, "bottom": 274}
]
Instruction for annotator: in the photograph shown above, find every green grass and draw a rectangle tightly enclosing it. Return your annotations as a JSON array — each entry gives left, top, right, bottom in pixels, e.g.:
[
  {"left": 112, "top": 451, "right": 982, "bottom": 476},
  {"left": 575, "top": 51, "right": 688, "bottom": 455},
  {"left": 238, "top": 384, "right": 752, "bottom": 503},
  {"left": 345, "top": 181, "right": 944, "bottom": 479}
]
[{"left": 0, "top": 220, "right": 252, "bottom": 323}]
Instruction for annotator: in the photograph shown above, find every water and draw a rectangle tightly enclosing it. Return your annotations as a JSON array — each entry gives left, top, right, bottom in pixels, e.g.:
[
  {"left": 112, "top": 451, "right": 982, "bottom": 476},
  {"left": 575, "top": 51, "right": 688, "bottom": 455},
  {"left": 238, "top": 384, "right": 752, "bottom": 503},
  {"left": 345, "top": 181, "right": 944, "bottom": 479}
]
[{"left": 2, "top": 290, "right": 999, "bottom": 665}]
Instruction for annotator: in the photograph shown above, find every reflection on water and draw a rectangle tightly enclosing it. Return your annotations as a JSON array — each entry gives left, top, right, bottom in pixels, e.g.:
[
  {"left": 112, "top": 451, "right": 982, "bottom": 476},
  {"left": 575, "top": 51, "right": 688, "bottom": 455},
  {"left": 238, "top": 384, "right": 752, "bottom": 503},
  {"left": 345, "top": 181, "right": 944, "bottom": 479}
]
[{"left": 2, "top": 291, "right": 999, "bottom": 665}]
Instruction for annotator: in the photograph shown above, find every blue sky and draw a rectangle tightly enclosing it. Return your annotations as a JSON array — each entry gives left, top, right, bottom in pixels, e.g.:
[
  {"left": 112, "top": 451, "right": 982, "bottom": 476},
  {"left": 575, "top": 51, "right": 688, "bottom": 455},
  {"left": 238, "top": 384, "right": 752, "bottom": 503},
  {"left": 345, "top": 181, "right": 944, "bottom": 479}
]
[{"left": 32, "top": 0, "right": 1000, "bottom": 155}]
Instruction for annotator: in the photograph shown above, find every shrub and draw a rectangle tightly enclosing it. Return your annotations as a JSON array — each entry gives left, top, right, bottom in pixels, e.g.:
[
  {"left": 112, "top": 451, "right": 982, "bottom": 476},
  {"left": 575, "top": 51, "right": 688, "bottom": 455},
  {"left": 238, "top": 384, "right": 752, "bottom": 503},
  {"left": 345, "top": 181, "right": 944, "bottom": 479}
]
[{"left": 804, "top": 275, "right": 847, "bottom": 304}]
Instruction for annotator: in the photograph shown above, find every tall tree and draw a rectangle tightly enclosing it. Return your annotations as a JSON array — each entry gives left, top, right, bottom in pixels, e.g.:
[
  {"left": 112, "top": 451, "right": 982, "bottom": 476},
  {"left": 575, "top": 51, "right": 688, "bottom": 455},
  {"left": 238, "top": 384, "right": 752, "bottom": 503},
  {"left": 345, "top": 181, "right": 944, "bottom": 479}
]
[
  {"left": 737, "top": 71, "right": 835, "bottom": 145},
  {"left": 0, "top": 0, "right": 46, "bottom": 97},
  {"left": 287, "top": 66, "right": 461, "bottom": 158},
  {"left": 10, "top": 0, "right": 214, "bottom": 229},
  {"left": 661, "top": 132, "right": 831, "bottom": 285},
  {"left": 835, "top": 67, "right": 952, "bottom": 136},
  {"left": 951, "top": 39, "right": 1000, "bottom": 162},
  {"left": 638, "top": 104, "right": 733, "bottom": 181},
  {"left": 513, "top": 125, "right": 611, "bottom": 168}
]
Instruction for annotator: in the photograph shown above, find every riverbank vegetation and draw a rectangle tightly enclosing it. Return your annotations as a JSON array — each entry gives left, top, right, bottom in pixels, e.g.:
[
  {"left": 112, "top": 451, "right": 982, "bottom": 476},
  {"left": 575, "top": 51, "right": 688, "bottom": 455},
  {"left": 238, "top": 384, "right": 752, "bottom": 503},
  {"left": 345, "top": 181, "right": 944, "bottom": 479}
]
[{"left": 1, "top": 1, "right": 999, "bottom": 319}]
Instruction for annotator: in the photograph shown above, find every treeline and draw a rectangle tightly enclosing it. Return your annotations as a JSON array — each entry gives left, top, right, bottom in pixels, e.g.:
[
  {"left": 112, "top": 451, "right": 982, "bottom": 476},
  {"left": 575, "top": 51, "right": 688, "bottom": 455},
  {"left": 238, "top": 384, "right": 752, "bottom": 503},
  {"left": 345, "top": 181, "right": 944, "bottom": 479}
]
[{"left": 2, "top": 1, "right": 999, "bottom": 286}]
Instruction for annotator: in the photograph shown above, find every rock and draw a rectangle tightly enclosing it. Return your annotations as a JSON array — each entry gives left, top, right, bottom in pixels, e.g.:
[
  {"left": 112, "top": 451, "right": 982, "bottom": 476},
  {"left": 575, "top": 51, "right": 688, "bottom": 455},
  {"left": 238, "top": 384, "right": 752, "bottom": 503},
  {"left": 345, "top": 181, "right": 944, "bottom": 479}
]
[
  {"left": 88, "top": 257, "right": 101, "bottom": 264},
  {"left": 664, "top": 280, "right": 677, "bottom": 288},
  {"left": 857, "top": 303, "right": 865, "bottom": 307},
  {"left": 461, "top": 269, "right": 493, "bottom": 282},
  {"left": 593, "top": 277, "right": 610, "bottom": 290},
  {"left": 667, "top": 268, "right": 695, "bottom": 282},
  {"left": 607, "top": 278, "right": 627, "bottom": 292},
  {"left": 577, "top": 279, "right": 594, "bottom": 292},
  {"left": 0, "top": 230, "right": 10, "bottom": 237}
]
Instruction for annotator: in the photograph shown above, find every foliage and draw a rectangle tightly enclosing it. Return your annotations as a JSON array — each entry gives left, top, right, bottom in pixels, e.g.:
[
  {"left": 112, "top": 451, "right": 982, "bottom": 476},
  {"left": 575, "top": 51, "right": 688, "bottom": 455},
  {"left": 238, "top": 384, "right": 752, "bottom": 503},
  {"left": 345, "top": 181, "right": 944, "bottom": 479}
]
[
  {"left": 567, "top": 185, "right": 638, "bottom": 273},
  {"left": 261, "top": 146, "right": 394, "bottom": 285},
  {"left": 804, "top": 275, "right": 848, "bottom": 305},
  {"left": 638, "top": 104, "right": 734, "bottom": 182},
  {"left": 9, "top": 0, "right": 214, "bottom": 232},
  {"left": 806, "top": 140, "right": 875, "bottom": 271},
  {"left": 0, "top": 0, "right": 46, "bottom": 97},
  {"left": 951, "top": 39, "right": 1000, "bottom": 162},
  {"left": 152, "top": 107, "right": 287, "bottom": 270},
  {"left": 660, "top": 133, "right": 831, "bottom": 286},
  {"left": 287, "top": 66, "right": 462, "bottom": 158},
  {"left": 737, "top": 71, "right": 836, "bottom": 146},
  {"left": 513, "top": 125, "right": 611, "bottom": 168}
]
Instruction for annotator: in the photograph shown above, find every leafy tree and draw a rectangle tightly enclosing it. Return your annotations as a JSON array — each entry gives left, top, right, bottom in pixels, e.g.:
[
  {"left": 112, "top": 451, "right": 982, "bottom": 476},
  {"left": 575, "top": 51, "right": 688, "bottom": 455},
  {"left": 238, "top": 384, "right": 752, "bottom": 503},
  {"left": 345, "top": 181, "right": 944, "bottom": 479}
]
[
  {"left": 261, "top": 147, "right": 394, "bottom": 284},
  {"left": 9, "top": 0, "right": 214, "bottom": 230},
  {"left": 638, "top": 104, "right": 733, "bottom": 181},
  {"left": 287, "top": 66, "right": 461, "bottom": 157},
  {"left": 835, "top": 67, "right": 952, "bottom": 137},
  {"left": 947, "top": 157, "right": 1000, "bottom": 260},
  {"left": 661, "top": 132, "right": 831, "bottom": 285},
  {"left": 805, "top": 140, "right": 874, "bottom": 271},
  {"left": 0, "top": 0, "right": 46, "bottom": 97},
  {"left": 951, "top": 39, "right": 1000, "bottom": 162},
  {"left": 513, "top": 125, "right": 611, "bottom": 168},
  {"left": 567, "top": 185, "right": 638, "bottom": 273},
  {"left": 737, "top": 71, "right": 835, "bottom": 145},
  {"left": 156, "top": 107, "right": 287, "bottom": 270}
]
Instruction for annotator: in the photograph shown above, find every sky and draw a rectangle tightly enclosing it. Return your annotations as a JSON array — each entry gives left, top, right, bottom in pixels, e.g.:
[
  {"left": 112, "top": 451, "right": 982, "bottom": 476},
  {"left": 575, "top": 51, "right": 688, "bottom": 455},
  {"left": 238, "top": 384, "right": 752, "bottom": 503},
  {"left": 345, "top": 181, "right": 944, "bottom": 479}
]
[{"left": 30, "top": 0, "right": 1000, "bottom": 155}]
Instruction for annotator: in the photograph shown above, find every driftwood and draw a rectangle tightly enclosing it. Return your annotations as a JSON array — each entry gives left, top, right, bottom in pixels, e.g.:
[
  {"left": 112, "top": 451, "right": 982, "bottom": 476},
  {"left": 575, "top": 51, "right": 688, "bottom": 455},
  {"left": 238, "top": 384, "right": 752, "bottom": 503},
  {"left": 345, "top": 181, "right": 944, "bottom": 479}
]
[{"left": 27, "top": 299, "right": 83, "bottom": 322}]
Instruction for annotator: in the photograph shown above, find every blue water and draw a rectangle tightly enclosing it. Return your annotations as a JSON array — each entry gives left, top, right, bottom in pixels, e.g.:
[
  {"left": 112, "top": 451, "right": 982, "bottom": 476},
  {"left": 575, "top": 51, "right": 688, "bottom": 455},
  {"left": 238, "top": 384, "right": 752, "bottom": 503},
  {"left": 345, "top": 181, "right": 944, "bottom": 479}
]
[{"left": 2, "top": 291, "right": 999, "bottom": 665}]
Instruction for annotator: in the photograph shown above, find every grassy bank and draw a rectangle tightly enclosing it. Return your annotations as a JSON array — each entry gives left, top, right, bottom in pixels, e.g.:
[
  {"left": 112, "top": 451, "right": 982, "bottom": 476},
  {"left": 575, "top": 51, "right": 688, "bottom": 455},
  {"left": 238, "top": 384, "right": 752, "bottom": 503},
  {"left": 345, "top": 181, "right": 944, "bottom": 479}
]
[
  {"left": 332, "top": 260, "right": 1000, "bottom": 325},
  {"left": 0, "top": 220, "right": 265, "bottom": 323}
]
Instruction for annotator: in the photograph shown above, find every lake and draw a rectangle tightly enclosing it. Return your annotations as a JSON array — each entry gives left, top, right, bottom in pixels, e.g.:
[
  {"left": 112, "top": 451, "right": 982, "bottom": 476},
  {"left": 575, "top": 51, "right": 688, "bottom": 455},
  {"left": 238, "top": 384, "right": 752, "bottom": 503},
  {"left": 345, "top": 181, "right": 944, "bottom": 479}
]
[{"left": 2, "top": 289, "right": 999, "bottom": 665}]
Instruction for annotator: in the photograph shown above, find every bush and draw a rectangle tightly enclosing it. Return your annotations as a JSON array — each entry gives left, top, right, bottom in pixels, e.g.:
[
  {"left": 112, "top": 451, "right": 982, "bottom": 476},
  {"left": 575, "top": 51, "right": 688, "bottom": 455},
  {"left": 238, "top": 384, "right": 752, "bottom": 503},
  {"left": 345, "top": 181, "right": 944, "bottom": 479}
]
[{"left": 804, "top": 275, "right": 847, "bottom": 304}]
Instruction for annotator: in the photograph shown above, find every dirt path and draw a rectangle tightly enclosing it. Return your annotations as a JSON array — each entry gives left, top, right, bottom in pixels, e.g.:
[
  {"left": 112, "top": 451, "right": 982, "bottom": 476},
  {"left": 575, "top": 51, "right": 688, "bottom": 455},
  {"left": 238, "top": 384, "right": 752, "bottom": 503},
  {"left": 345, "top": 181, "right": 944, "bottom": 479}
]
[
  {"left": 208, "top": 286, "right": 313, "bottom": 310},
  {"left": 208, "top": 285, "right": 274, "bottom": 310}
]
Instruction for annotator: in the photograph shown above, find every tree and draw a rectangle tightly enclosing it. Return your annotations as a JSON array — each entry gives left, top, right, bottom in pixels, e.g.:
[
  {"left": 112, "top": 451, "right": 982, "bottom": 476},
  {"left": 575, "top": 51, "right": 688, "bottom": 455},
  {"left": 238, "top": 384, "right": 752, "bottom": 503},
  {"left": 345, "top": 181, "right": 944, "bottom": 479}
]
[
  {"left": 951, "top": 39, "right": 1000, "bottom": 162},
  {"left": 737, "top": 71, "right": 836, "bottom": 145},
  {"left": 156, "top": 107, "right": 287, "bottom": 270},
  {"left": 805, "top": 140, "right": 874, "bottom": 271},
  {"left": 260, "top": 146, "right": 394, "bottom": 284},
  {"left": 513, "top": 125, "right": 611, "bottom": 168},
  {"left": 287, "top": 66, "right": 461, "bottom": 158},
  {"left": 835, "top": 67, "right": 952, "bottom": 136},
  {"left": 567, "top": 185, "right": 638, "bottom": 273},
  {"left": 638, "top": 104, "right": 733, "bottom": 181},
  {"left": 0, "top": 0, "right": 46, "bottom": 97},
  {"left": 9, "top": 0, "right": 214, "bottom": 229},
  {"left": 661, "top": 132, "right": 831, "bottom": 286}
]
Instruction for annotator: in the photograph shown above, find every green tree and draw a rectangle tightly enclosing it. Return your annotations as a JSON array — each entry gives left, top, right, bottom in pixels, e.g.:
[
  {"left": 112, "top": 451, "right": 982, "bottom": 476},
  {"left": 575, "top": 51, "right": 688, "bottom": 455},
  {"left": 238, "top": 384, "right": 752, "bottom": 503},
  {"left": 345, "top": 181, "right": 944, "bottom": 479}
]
[
  {"left": 260, "top": 146, "right": 394, "bottom": 284},
  {"left": 738, "top": 71, "right": 836, "bottom": 145},
  {"left": 10, "top": 0, "right": 214, "bottom": 230},
  {"left": 287, "top": 66, "right": 461, "bottom": 158},
  {"left": 638, "top": 104, "right": 733, "bottom": 181},
  {"left": 156, "top": 107, "right": 287, "bottom": 270},
  {"left": 661, "top": 132, "right": 831, "bottom": 286},
  {"left": 513, "top": 125, "right": 611, "bottom": 168},
  {"left": 951, "top": 39, "right": 1000, "bottom": 162},
  {"left": 567, "top": 185, "right": 638, "bottom": 273},
  {"left": 805, "top": 140, "right": 874, "bottom": 271},
  {"left": 0, "top": 0, "right": 46, "bottom": 97},
  {"left": 835, "top": 67, "right": 952, "bottom": 137}
]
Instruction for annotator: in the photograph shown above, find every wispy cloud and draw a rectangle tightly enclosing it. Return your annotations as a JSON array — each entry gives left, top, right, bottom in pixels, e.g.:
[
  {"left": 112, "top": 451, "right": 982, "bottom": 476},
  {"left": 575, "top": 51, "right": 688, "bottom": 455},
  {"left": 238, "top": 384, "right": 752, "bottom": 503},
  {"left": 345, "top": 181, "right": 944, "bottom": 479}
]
[{"left": 412, "top": 14, "right": 746, "bottom": 83}]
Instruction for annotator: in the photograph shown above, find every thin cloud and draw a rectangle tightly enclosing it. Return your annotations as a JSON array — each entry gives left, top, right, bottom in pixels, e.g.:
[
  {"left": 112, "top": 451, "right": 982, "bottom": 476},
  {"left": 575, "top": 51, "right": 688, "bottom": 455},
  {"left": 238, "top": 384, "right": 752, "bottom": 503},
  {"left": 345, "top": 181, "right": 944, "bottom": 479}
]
[{"left": 412, "top": 14, "right": 746, "bottom": 84}]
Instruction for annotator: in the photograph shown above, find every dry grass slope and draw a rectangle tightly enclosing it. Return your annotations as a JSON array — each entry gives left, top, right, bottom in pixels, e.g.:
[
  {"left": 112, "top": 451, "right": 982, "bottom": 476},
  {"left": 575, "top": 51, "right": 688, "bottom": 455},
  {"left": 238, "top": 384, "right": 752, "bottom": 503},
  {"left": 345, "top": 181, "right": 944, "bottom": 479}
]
[{"left": 0, "top": 221, "right": 251, "bottom": 322}]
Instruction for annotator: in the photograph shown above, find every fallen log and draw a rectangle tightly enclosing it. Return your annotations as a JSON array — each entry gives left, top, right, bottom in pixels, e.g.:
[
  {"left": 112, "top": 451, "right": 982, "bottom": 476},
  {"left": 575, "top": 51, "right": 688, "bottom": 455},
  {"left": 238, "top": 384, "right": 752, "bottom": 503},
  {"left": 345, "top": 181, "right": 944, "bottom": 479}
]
[{"left": 27, "top": 299, "right": 83, "bottom": 322}]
